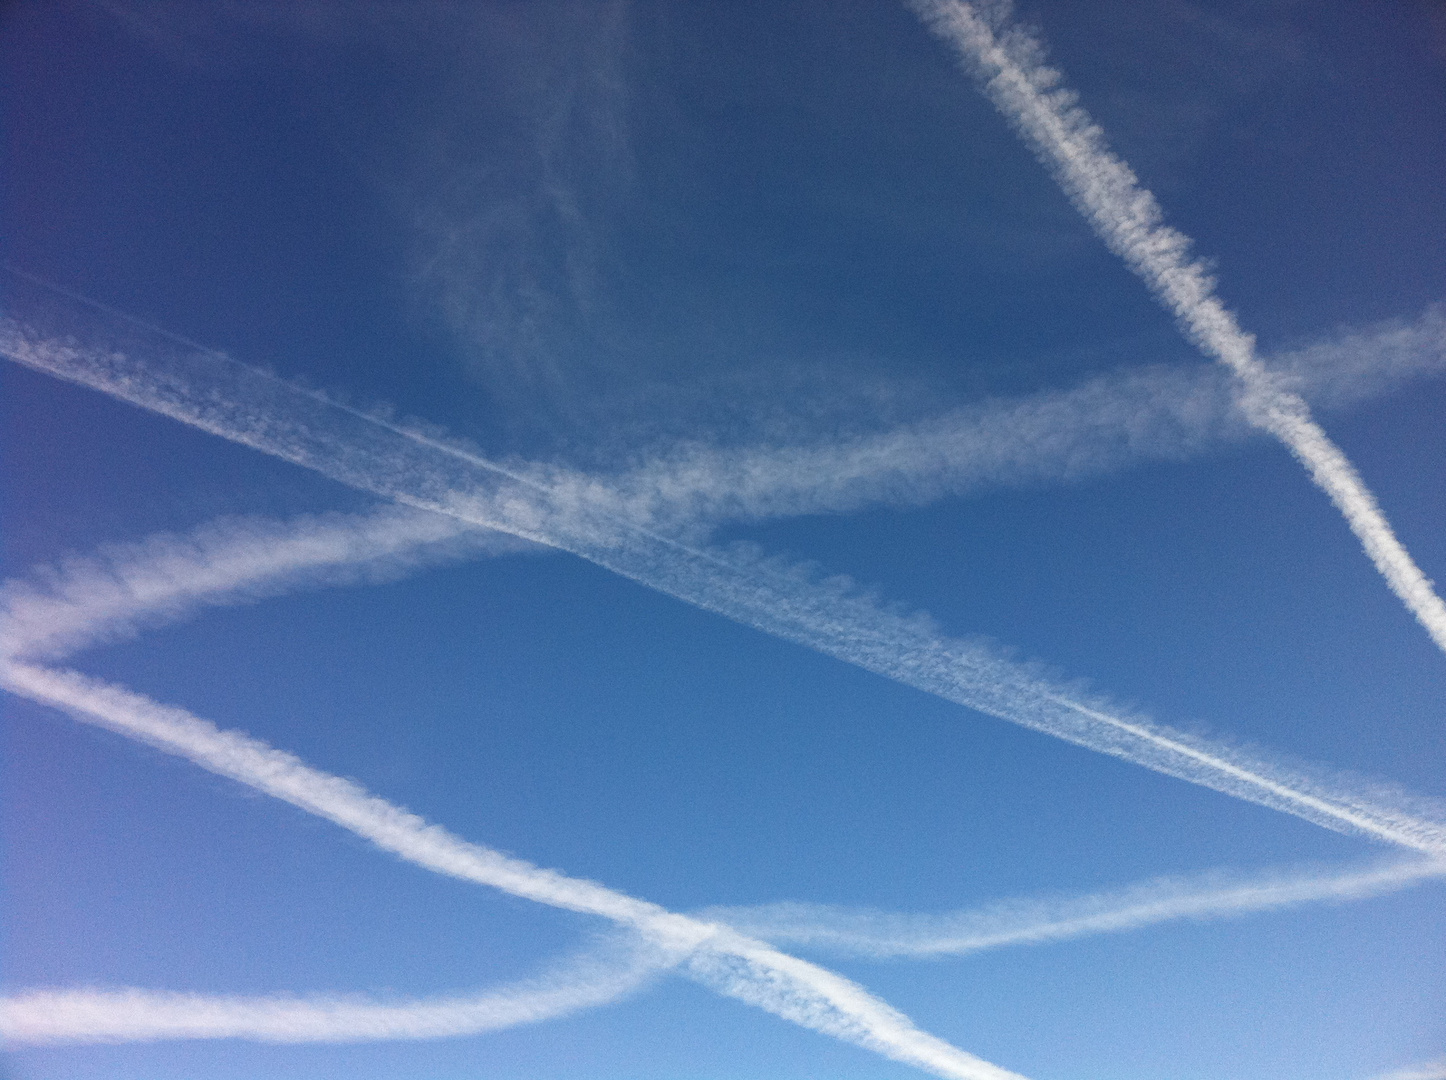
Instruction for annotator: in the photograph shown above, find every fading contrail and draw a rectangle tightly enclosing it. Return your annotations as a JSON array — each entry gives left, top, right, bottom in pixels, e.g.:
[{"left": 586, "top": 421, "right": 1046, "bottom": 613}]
[
  {"left": 0, "top": 661, "right": 1028, "bottom": 1080},
  {"left": 4, "top": 312, "right": 1445, "bottom": 854},
  {"left": 703, "top": 854, "right": 1446, "bottom": 960},
  {"left": 0, "top": 936, "right": 668, "bottom": 1046},
  {"left": 1365, "top": 1059, "right": 1446, "bottom": 1080},
  {"left": 907, "top": 0, "right": 1446, "bottom": 656}
]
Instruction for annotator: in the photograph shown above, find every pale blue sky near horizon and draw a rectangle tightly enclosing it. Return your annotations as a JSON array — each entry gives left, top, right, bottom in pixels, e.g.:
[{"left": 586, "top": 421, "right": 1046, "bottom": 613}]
[{"left": 3, "top": 2, "right": 1445, "bottom": 1078}]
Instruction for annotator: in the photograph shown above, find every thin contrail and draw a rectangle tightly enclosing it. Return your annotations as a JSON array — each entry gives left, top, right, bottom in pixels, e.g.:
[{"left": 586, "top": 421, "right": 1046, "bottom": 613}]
[
  {"left": 907, "top": 0, "right": 1446, "bottom": 656},
  {"left": 0, "top": 937, "right": 668, "bottom": 1046},
  {"left": 703, "top": 854, "right": 1446, "bottom": 960},
  {"left": 4, "top": 315, "right": 1445, "bottom": 854},
  {"left": 0, "top": 661, "right": 1029, "bottom": 1080}
]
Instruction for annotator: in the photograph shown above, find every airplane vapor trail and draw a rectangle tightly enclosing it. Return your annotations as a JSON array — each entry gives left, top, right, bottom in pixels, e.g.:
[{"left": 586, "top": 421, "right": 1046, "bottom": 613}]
[
  {"left": 0, "top": 504, "right": 533, "bottom": 663},
  {"left": 581, "top": 305, "right": 1446, "bottom": 532},
  {"left": 4, "top": 314, "right": 1445, "bottom": 855},
  {"left": 0, "top": 937, "right": 669, "bottom": 1046},
  {"left": 907, "top": 0, "right": 1446, "bottom": 657},
  {"left": 0, "top": 661, "right": 1029, "bottom": 1080},
  {"left": 703, "top": 854, "right": 1446, "bottom": 960},
  {"left": 6, "top": 509, "right": 1441, "bottom": 970}
]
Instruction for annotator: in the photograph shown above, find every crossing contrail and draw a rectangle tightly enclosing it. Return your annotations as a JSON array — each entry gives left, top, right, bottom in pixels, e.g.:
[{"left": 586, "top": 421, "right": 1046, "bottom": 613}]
[
  {"left": 0, "top": 659, "right": 1029, "bottom": 1080},
  {"left": 6, "top": 507, "right": 1440, "bottom": 971},
  {"left": 4, "top": 312, "right": 1445, "bottom": 854},
  {"left": 907, "top": 0, "right": 1446, "bottom": 656}
]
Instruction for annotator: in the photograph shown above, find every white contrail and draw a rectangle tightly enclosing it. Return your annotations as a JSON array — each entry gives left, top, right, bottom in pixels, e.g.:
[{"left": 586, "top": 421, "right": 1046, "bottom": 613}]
[
  {"left": 6, "top": 510, "right": 1443, "bottom": 971},
  {"left": 907, "top": 0, "right": 1446, "bottom": 657},
  {"left": 1365, "top": 1059, "right": 1446, "bottom": 1080},
  {"left": 703, "top": 854, "right": 1446, "bottom": 959},
  {"left": 0, "top": 505, "right": 533, "bottom": 663},
  {"left": 0, "top": 661, "right": 1028, "bottom": 1080},
  {"left": 4, "top": 317, "right": 1445, "bottom": 854},
  {"left": 0, "top": 937, "right": 667, "bottom": 1046},
  {"left": 579, "top": 306, "right": 1446, "bottom": 532}
]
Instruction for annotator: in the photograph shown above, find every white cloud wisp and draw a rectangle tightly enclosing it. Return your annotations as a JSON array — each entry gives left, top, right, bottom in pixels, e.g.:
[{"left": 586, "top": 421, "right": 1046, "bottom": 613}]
[{"left": 907, "top": 0, "right": 1446, "bottom": 656}]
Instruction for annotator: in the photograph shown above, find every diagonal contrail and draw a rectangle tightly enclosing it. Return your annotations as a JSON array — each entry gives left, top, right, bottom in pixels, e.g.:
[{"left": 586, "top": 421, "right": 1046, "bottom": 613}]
[
  {"left": 4, "top": 314, "right": 1444, "bottom": 853},
  {"left": 906, "top": 0, "right": 1446, "bottom": 656},
  {"left": 0, "top": 504, "right": 530, "bottom": 663},
  {"left": 0, "top": 660, "right": 1029, "bottom": 1080}
]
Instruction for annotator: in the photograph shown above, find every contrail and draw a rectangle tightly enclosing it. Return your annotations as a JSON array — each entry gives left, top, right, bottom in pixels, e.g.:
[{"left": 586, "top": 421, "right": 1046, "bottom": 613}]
[
  {"left": 0, "top": 936, "right": 669, "bottom": 1046},
  {"left": 703, "top": 854, "right": 1446, "bottom": 960},
  {"left": 582, "top": 305, "right": 1446, "bottom": 533},
  {"left": 0, "top": 661, "right": 1029, "bottom": 1080},
  {"left": 907, "top": 0, "right": 1446, "bottom": 657},
  {"left": 0, "top": 505, "right": 533, "bottom": 663},
  {"left": 1365, "top": 1059, "right": 1446, "bottom": 1080},
  {"left": 6, "top": 510, "right": 1443, "bottom": 971},
  {"left": 4, "top": 313, "right": 1445, "bottom": 854}
]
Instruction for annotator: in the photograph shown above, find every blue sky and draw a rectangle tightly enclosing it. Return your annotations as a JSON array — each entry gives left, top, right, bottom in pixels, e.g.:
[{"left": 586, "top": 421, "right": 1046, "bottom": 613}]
[{"left": 3, "top": 2, "right": 1445, "bottom": 1079}]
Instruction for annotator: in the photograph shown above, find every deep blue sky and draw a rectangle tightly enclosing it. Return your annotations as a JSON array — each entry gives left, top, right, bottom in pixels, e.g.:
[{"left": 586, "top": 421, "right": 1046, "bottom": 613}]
[{"left": 4, "top": 2, "right": 1445, "bottom": 1078}]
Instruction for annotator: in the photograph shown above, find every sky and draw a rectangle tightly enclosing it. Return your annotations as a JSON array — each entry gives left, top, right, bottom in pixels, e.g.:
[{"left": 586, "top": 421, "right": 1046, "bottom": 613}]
[{"left": 2, "top": 1, "right": 1446, "bottom": 1078}]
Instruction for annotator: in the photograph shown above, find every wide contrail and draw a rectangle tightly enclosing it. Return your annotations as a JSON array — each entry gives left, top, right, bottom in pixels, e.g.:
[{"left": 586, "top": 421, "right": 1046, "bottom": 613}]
[
  {"left": 907, "top": 0, "right": 1446, "bottom": 657},
  {"left": 0, "top": 661, "right": 1029, "bottom": 1080},
  {"left": 4, "top": 314, "right": 1444, "bottom": 854},
  {"left": 0, "top": 936, "right": 669, "bottom": 1046},
  {"left": 0, "top": 504, "right": 531, "bottom": 663},
  {"left": 586, "top": 305, "right": 1446, "bottom": 532},
  {"left": 704, "top": 854, "right": 1446, "bottom": 960}
]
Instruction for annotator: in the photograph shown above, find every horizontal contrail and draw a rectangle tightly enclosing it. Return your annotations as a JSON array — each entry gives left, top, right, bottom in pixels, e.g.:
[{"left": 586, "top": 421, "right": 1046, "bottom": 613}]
[
  {"left": 0, "top": 936, "right": 668, "bottom": 1046},
  {"left": 908, "top": 0, "right": 1446, "bottom": 656},
  {"left": 0, "top": 661, "right": 1028, "bottom": 1080},
  {"left": 0, "top": 505, "right": 533, "bottom": 663},
  {"left": 1365, "top": 1059, "right": 1446, "bottom": 1080},
  {"left": 703, "top": 854, "right": 1446, "bottom": 959},
  {"left": 574, "top": 306, "right": 1446, "bottom": 532},
  {"left": 4, "top": 312, "right": 1444, "bottom": 854}
]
